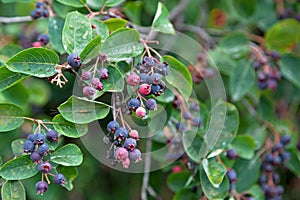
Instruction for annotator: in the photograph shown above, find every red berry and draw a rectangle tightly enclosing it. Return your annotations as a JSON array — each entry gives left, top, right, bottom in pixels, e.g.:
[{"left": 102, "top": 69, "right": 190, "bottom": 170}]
[
  {"left": 172, "top": 165, "right": 182, "bottom": 173},
  {"left": 127, "top": 73, "right": 140, "bottom": 86},
  {"left": 136, "top": 107, "right": 146, "bottom": 118},
  {"left": 32, "top": 41, "right": 43, "bottom": 47},
  {"left": 91, "top": 78, "right": 103, "bottom": 90},
  {"left": 139, "top": 84, "right": 151, "bottom": 95},
  {"left": 129, "top": 130, "right": 139, "bottom": 140}
]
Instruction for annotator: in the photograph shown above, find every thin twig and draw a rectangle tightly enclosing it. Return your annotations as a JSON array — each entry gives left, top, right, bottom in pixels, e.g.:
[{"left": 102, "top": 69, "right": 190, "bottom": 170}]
[
  {"left": 141, "top": 136, "right": 153, "bottom": 200},
  {"left": 0, "top": 16, "right": 32, "bottom": 23}
]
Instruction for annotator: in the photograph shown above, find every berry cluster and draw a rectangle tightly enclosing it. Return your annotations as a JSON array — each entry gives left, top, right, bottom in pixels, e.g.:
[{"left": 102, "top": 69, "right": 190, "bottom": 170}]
[
  {"left": 30, "top": 2, "right": 49, "bottom": 19},
  {"left": 104, "top": 121, "right": 142, "bottom": 168},
  {"left": 32, "top": 33, "right": 50, "bottom": 48},
  {"left": 226, "top": 168, "right": 237, "bottom": 192},
  {"left": 23, "top": 130, "right": 65, "bottom": 195},
  {"left": 259, "top": 135, "right": 291, "bottom": 200}
]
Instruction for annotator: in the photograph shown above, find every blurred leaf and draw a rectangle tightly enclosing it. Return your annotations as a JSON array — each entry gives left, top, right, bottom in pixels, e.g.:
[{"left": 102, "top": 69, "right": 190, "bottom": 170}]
[
  {"left": 151, "top": 2, "right": 175, "bottom": 34},
  {"left": 80, "top": 35, "right": 102, "bottom": 63},
  {"left": 247, "top": 184, "right": 265, "bottom": 200},
  {"left": 0, "top": 155, "right": 38, "bottom": 180},
  {"left": 229, "top": 59, "right": 255, "bottom": 101},
  {"left": 230, "top": 0, "right": 256, "bottom": 18},
  {"left": 246, "top": 125, "right": 267, "bottom": 150},
  {"left": 155, "top": 87, "right": 175, "bottom": 103},
  {"left": 202, "top": 159, "right": 227, "bottom": 188},
  {"left": 218, "top": 32, "right": 249, "bottom": 58},
  {"left": 258, "top": 95, "right": 275, "bottom": 121},
  {"left": 182, "top": 130, "right": 203, "bottom": 162},
  {"left": 0, "top": 103, "right": 24, "bottom": 132},
  {"left": 116, "top": 61, "right": 131, "bottom": 75},
  {"left": 56, "top": 165, "right": 78, "bottom": 191},
  {"left": 1, "top": 180, "right": 25, "bottom": 200},
  {"left": 230, "top": 135, "right": 256, "bottom": 159},
  {"left": 279, "top": 53, "right": 300, "bottom": 89},
  {"left": 48, "top": 17, "right": 66, "bottom": 54},
  {"left": 56, "top": 0, "right": 85, "bottom": 7},
  {"left": 52, "top": 114, "right": 88, "bottom": 138},
  {"left": 1, "top": 0, "right": 32, "bottom": 2},
  {"left": 0, "top": 44, "right": 23, "bottom": 63},
  {"left": 163, "top": 55, "right": 192, "bottom": 101},
  {"left": 5, "top": 48, "right": 58, "bottom": 78},
  {"left": 2, "top": 83, "right": 29, "bottom": 108},
  {"left": 58, "top": 96, "right": 110, "bottom": 124},
  {"left": 11, "top": 139, "right": 26, "bottom": 157},
  {"left": 208, "top": 49, "right": 237, "bottom": 76},
  {"left": 167, "top": 171, "right": 190, "bottom": 192},
  {"left": 235, "top": 157, "right": 261, "bottom": 192},
  {"left": 91, "top": 19, "right": 109, "bottom": 42},
  {"left": 265, "top": 19, "right": 300, "bottom": 53},
  {"left": 25, "top": 78, "right": 51, "bottom": 106},
  {"left": 174, "top": 187, "right": 199, "bottom": 200},
  {"left": 103, "top": 18, "right": 128, "bottom": 32},
  {"left": 101, "top": 28, "right": 143, "bottom": 62},
  {"left": 123, "top": 1, "right": 143, "bottom": 24},
  {"left": 200, "top": 167, "right": 229, "bottom": 199},
  {"left": 86, "top": 0, "right": 104, "bottom": 9},
  {"left": 50, "top": 144, "right": 83, "bottom": 166},
  {"left": 105, "top": 0, "right": 125, "bottom": 7},
  {"left": 285, "top": 150, "right": 300, "bottom": 177},
  {"left": 0, "top": 67, "right": 27, "bottom": 92},
  {"left": 62, "top": 11, "right": 93, "bottom": 54}
]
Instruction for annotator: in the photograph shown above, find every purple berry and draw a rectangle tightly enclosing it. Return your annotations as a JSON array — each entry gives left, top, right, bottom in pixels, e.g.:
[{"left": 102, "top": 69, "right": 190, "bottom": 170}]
[
  {"left": 30, "top": 9, "right": 43, "bottom": 19},
  {"left": 280, "top": 135, "right": 291, "bottom": 146},
  {"left": 124, "top": 138, "right": 137, "bottom": 151},
  {"left": 151, "top": 84, "right": 161, "bottom": 96},
  {"left": 107, "top": 121, "right": 119, "bottom": 133},
  {"left": 226, "top": 149, "right": 238, "bottom": 159},
  {"left": 91, "top": 78, "right": 103, "bottom": 90},
  {"left": 37, "top": 143, "right": 49, "bottom": 156},
  {"left": 183, "top": 111, "right": 192, "bottom": 119},
  {"left": 83, "top": 86, "right": 97, "bottom": 98},
  {"left": 37, "top": 34, "right": 49, "bottom": 45},
  {"left": 30, "top": 151, "right": 43, "bottom": 162},
  {"left": 34, "top": 133, "right": 45, "bottom": 145},
  {"left": 35, "top": 181, "right": 48, "bottom": 195},
  {"left": 27, "top": 134, "right": 38, "bottom": 144},
  {"left": 139, "top": 73, "right": 149, "bottom": 84},
  {"left": 23, "top": 140, "right": 35, "bottom": 153},
  {"left": 54, "top": 173, "right": 65, "bottom": 185},
  {"left": 145, "top": 98, "right": 157, "bottom": 110},
  {"left": 38, "top": 162, "right": 52, "bottom": 174},
  {"left": 67, "top": 54, "right": 81, "bottom": 68},
  {"left": 128, "top": 98, "right": 141, "bottom": 111},
  {"left": 35, "top": 2, "right": 45, "bottom": 9},
  {"left": 98, "top": 68, "right": 109, "bottom": 79},
  {"left": 114, "top": 127, "right": 128, "bottom": 141},
  {"left": 226, "top": 169, "right": 237, "bottom": 183},
  {"left": 81, "top": 71, "right": 92, "bottom": 80},
  {"left": 191, "top": 117, "right": 202, "bottom": 127},
  {"left": 129, "top": 148, "right": 142, "bottom": 162},
  {"left": 148, "top": 73, "right": 162, "bottom": 85},
  {"left": 127, "top": 73, "right": 140, "bottom": 86},
  {"left": 46, "top": 129, "right": 58, "bottom": 143},
  {"left": 43, "top": 9, "right": 49, "bottom": 18},
  {"left": 175, "top": 122, "right": 186, "bottom": 132}
]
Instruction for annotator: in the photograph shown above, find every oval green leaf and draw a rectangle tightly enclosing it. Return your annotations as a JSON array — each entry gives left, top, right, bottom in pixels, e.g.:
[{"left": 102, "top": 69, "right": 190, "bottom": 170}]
[
  {"left": 230, "top": 135, "right": 256, "bottom": 159},
  {"left": 182, "top": 130, "right": 203, "bottom": 162},
  {"left": 103, "top": 18, "right": 128, "bottom": 32},
  {"left": 80, "top": 35, "right": 102, "bottom": 63},
  {"left": 167, "top": 171, "right": 191, "bottom": 192},
  {"left": 279, "top": 53, "right": 300, "bottom": 89},
  {"left": 91, "top": 19, "right": 109, "bottom": 42},
  {"left": 202, "top": 158, "right": 227, "bottom": 188},
  {"left": 1, "top": 180, "right": 25, "bottom": 200},
  {"left": 0, "top": 67, "right": 28, "bottom": 92},
  {"left": 11, "top": 139, "right": 26, "bottom": 157},
  {"left": 49, "top": 17, "right": 66, "bottom": 54},
  {"left": 0, "top": 103, "right": 24, "bottom": 132},
  {"left": 151, "top": 2, "right": 175, "bottom": 34},
  {"left": 105, "top": 0, "right": 125, "bottom": 7},
  {"left": 50, "top": 144, "right": 83, "bottom": 166}
]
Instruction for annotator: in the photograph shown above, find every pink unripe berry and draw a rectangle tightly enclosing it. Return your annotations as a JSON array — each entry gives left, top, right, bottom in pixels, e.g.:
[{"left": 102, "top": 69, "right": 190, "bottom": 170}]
[
  {"left": 32, "top": 41, "right": 43, "bottom": 47},
  {"left": 136, "top": 107, "right": 146, "bottom": 118},
  {"left": 127, "top": 73, "right": 140, "bottom": 86},
  {"left": 172, "top": 165, "right": 182, "bottom": 173},
  {"left": 122, "top": 157, "right": 130, "bottom": 168},
  {"left": 139, "top": 84, "right": 151, "bottom": 95},
  {"left": 81, "top": 71, "right": 92, "bottom": 80},
  {"left": 91, "top": 78, "right": 103, "bottom": 90},
  {"left": 83, "top": 86, "right": 96, "bottom": 97},
  {"left": 129, "top": 130, "right": 139, "bottom": 140},
  {"left": 115, "top": 147, "right": 128, "bottom": 161}
]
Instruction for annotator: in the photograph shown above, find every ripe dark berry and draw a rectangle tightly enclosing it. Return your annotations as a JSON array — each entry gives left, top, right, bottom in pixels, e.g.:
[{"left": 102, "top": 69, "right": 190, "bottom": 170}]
[
  {"left": 259, "top": 175, "right": 267, "bottom": 184},
  {"left": 267, "top": 79, "right": 277, "bottom": 90},
  {"left": 176, "top": 122, "right": 186, "bottom": 132},
  {"left": 35, "top": 134, "right": 45, "bottom": 145},
  {"left": 190, "top": 102, "right": 200, "bottom": 111},
  {"left": 37, "top": 34, "right": 49, "bottom": 45},
  {"left": 27, "top": 134, "right": 38, "bottom": 144},
  {"left": 229, "top": 182, "right": 235, "bottom": 192},
  {"left": 43, "top": 10, "right": 49, "bottom": 18},
  {"left": 151, "top": 84, "right": 161, "bottom": 96},
  {"left": 183, "top": 111, "right": 192, "bottom": 119},
  {"left": 148, "top": 73, "right": 162, "bottom": 85},
  {"left": 127, "top": 73, "right": 140, "bottom": 86},
  {"left": 226, "top": 149, "right": 238, "bottom": 159},
  {"left": 258, "top": 81, "right": 268, "bottom": 90},
  {"left": 144, "top": 56, "right": 155, "bottom": 66},
  {"left": 107, "top": 121, "right": 119, "bottom": 133},
  {"left": 269, "top": 51, "right": 281, "bottom": 62},
  {"left": 83, "top": 86, "right": 97, "bottom": 99},
  {"left": 272, "top": 155, "right": 282, "bottom": 166},
  {"left": 257, "top": 72, "right": 268, "bottom": 82},
  {"left": 38, "top": 162, "right": 53, "bottom": 174},
  {"left": 280, "top": 135, "right": 291, "bottom": 146},
  {"left": 98, "top": 68, "right": 109, "bottom": 79},
  {"left": 262, "top": 163, "right": 274, "bottom": 172},
  {"left": 264, "top": 153, "right": 274, "bottom": 163},
  {"left": 35, "top": 181, "right": 48, "bottom": 195},
  {"left": 139, "top": 84, "right": 151, "bottom": 95},
  {"left": 35, "top": 2, "right": 45, "bottom": 9},
  {"left": 81, "top": 71, "right": 92, "bottom": 80},
  {"left": 114, "top": 127, "right": 128, "bottom": 141},
  {"left": 145, "top": 98, "right": 157, "bottom": 110},
  {"left": 129, "top": 148, "right": 142, "bottom": 162},
  {"left": 276, "top": 185, "right": 284, "bottom": 195},
  {"left": 124, "top": 138, "right": 137, "bottom": 151},
  {"left": 136, "top": 107, "right": 146, "bottom": 118},
  {"left": 38, "top": 143, "right": 50, "bottom": 156},
  {"left": 280, "top": 151, "right": 290, "bottom": 161},
  {"left": 30, "top": 9, "right": 43, "bottom": 19},
  {"left": 23, "top": 140, "right": 35, "bottom": 153},
  {"left": 139, "top": 73, "right": 149, "bottom": 84},
  {"left": 273, "top": 173, "right": 280, "bottom": 184},
  {"left": 129, "top": 130, "right": 139, "bottom": 140},
  {"left": 67, "top": 54, "right": 81, "bottom": 68},
  {"left": 127, "top": 98, "right": 141, "bottom": 111},
  {"left": 272, "top": 142, "right": 284, "bottom": 152},
  {"left": 30, "top": 151, "right": 43, "bottom": 162},
  {"left": 46, "top": 129, "right": 58, "bottom": 143},
  {"left": 253, "top": 60, "right": 261, "bottom": 70},
  {"left": 155, "top": 62, "right": 169, "bottom": 76},
  {"left": 54, "top": 173, "right": 65, "bottom": 185},
  {"left": 191, "top": 117, "right": 202, "bottom": 127},
  {"left": 91, "top": 78, "right": 103, "bottom": 90},
  {"left": 115, "top": 147, "right": 128, "bottom": 161},
  {"left": 226, "top": 169, "right": 237, "bottom": 183}
]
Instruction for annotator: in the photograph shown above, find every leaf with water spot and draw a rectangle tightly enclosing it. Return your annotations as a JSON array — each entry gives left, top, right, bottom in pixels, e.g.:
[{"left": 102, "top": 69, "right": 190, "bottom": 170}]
[
  {"left": 202, "top": 159, "right": 227, "bottom": 188},
  {"left": 49, "top": 17, "right": 66, "bottom": 54},
  {"left": 80, "top": 35, "right": 102, "bottom": 63},
  {"left": 1, "top": 180, "right": 25, "bottom": 200},
  {"left": 152, "top": 2, "right": 175, "bottom": 34},
  {"left": 50, "top": 144, "right": 83, "bottom": 166},
  {"left": 0, "top": 66, "right": 28, "bottom": 92},
  {"left": 0, "top": 103, "right": 24, "bottom": 132},
  {"left": 11, "top": 139, "right": 26, "bottom": 157}
]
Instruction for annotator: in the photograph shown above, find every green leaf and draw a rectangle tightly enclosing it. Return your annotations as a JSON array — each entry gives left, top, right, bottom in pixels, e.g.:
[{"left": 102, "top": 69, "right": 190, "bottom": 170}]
[
  {"left": 62, "top": 11, "right": 93, "bottom": 54},
  {"left": 208, "top": 48, "right": 237, "bottom": 76},
  {"left": 52, "top": 114, "right": 88, "bottom": 138},
  {"left": 4, "top": 48, "right": 58, "bottom": 78},
  {"left": 2, "top": 83, "right": 29, "bottom": 108},
  {"left": 265, "top": 19, "right": 300, "bottom": 53},
  {"left": 56, "top": 165, "right": 78, "bottom": 191},
  {"left": 151, "top": 2, "right": 175, "bottom": 34},
  {"left": 200, "top": 167, "right": 229, "bottom": 199},
  {"left": 230, "top": 135, "right": 256, "bottom": 159},
  {"left": 123, "top": 1, "right": 143, "bottom": 25},
  {"left": 105, "top": 0, "right": 125, "bottom": 7},
  {"left": 155, "top": 87, "right": 175, "bottom": 103},
  {"left": 56, "top": 0, "right": 85, "bottom": 7},
  {"left": 173, "top": 188, "right": 199, "bottom": 200},
  {"left": 258, "top": 95, "right": 275, "bottom": 121},
  {"left": 167, "top": 171, "right": 190, "bottom": 192},
  {"left": 285, "top": 150, "right": 300, "bottom": 177},
  {"left": 1, "top": 0, "right": 32, "bottom": 2},
  {"left": 101, "top": 28, "right": 143, "bottom": 62},
  {"left": 0, "top": 67, "right": 28, "bottom": 92},
  {"left": 235, "top": 157, "right": 261, "bottom": 192},
  {"left": 0, "top": 103, "right": 24, "bottom": 132},
  {"left": 229, "top": 59, "right": 255, "bottom": 101},
  {"left": 1, "top": 180, "right": 25, "bottom": 200},
  {"left": 246, "top": 125, "right": 267, "bottom": 150},
  {"left": 58, "top": 96, "right": 110, "bottom": 124},
  {"left": 50, "top": 144, "right": 83, "bottom": 166},
  {"left": 182, "top": 130, "right": 203, "bottom": 162},
  {"left": 230, "top": 0, "right": 256, "bottom": 18},
  {"left": 103, "top": 18, "right": 128, "bottom": 32},
  {"left": 116, "top": 61, "right": 131, "bottom": 75},
  {"left": 25, "top": 78, "right": 51, "bottom": 106},
  {"left": 247, "top": 184, "right": 265, "bottom": 200},
  {"left": 11, "top": 139, "right": 26, "bottom": 157},
  {"left": 80, "top": 35, "right": 102, "bottom": 63},
  {"left": 90, "top": 19, "right": 109, "bottom": 42},
  {"left": 218, "top": 32, "right": 249, "bottom": 58},
  {"left": 279, "top": 53, "right": 300, "bottom": 89},
  {"left": 0, "top": 155, "right": 38, "bottom": 180},
  {"left": 202, "top": 159, "right": 227, "bottom": 188},
  {"left": 0, "top": 44, "right": 23, "bottom": 63},
  {"left": 162, "top": 56, "right": 192, "bottom": 101},
  {"left": 48, "top": 17, "right": 66, "bottom": 54}
]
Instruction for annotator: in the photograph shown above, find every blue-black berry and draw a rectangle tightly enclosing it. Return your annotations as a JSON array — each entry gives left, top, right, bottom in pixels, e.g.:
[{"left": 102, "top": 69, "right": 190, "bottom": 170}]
[
  {"left": 37, "top": 34, "right": 49, "bottom": 45},
  {"left": 35, "top": 134, "right": 45, "bottom": 145},
  {"left": 151, "top": 84, "right": 161, "bottom": 96},
  {"left": 124, "top": 138, "right": 137, "bottom": 151},
  {"left": 107, "top": 121, "right": 119, "bottom": 133},
  {"left": 30, "top": 151, "right": 43, "bottom": 162},
  {"left": 148, "top": 73, "right": 162, "bottom": 85},
  {"left": 191, "top": 117, "right": 202, "bottom": 127},
  {"left": 129, "top": 148, "right": 142, "bottom": 162},
  {"left": 139, "top": 73, "right": 149, "bottom": 84},
  {"left": 35, "top": 181, "right": 48, "bottom": 195},
  {"left": 27, "top": 134, "right": 38, "bottom": 144},
  {"left": 35, "top": 2, "right": 45, "bottom": 9},
  {"left": 38, "top": 162, "right": 52, "bottom": 174},
  {"left": 23, "top": 140, "right": 35, "bottom": 153},
  {"left": 30, "top": 9, "right": 43, "bottom": 19},
  {"left": 145, "top": 98, "right": 157, "bottom": 110},
  {"left": 280, "top": 135, "right": 291, "bottom": 146},
  {"left": 46, "top": 129, "right": 58, "bottom": 143},
  {"left": 226, "top": 169, "right": 237, "bottom": 183},
  {"left": 183, "top": 111, "right": 192, "bottom": 119},
  {"left": 37, "top": 143, "right": 49, "bottom": 156},
  {"left": 54, "top": 173, "right": 65, "bottom": 185},
  {"left": 128, "top": 98, "right": 141, "bottom": 111},
  {"left": 114, "top": 127, "right": 128, "bottom": 141},
  {"left": 67, "top": 54, "right": 81, "bottom": 68},
  {"left": 226, "top": 149, "right": 238, "bottom": 159}
]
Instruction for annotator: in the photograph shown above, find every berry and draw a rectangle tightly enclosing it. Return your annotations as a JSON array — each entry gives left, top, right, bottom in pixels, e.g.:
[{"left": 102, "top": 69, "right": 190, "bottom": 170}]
[
  {"left": 276, "top": 185, "right": 284, "bottom": 195},
  {"left": 91, "top": 78, "right": 103, "bottom": 90},
  {"left": 139, "top": 84, "right": 151, "bottom": 95},
  {"left": 27, "top": 134, "right": 38, "bottom": 144},
  {"left": 127, "top": 73, "right": 140, "bottom": 86},
  {"left": 43, "top": 10, "right": 49, "bottom": 18},
  {"left": 145, "top": 98, "right": 157, "bottom": 110},
  {"left": 124, "top": 138, "right": 137, "bottom": 151},
  {"left": 98, "top": 68, "right": 109, "bottom": 79},
  {"left": 175, "top": 122, "right": 186, "bottom": 132},
  {"left": 31, "top": 41, "right": 43, "bottom": 47},
  {"left": 83, "top": 86, "right": 97, "bottom": 98},
  {"left": 183, "top": 111, "right": 192, "bottom": 119},
  {"left": 30, "top": 151, "right": 43, "bottom": 162},
  {"left": 280, "top": 151, "right": 290, "bottom": 161},
  {"left": 136, "top": 107, "right": 146, "bottom": 118},
  {"left": 226, "top": 149, "right": 238, "bottom": 159},
  {"left": 46, "top": 129, "right": 58, "bottom": 143},
  {"left": 122, "top": 157, "right": 130, "bottom": 168},
  {"left": 37, "top": 34, "right": 49, "bottom": 45},
  {"left": 280, "top": 135, "right": 291, "bottom": 146},
  {"left": 272, "top": 142, "right": 284, "bottom": 152},
  {"left": 114, "top": 127, "right": 128, "bottom": 140},
  {"left": 253, "top": 60, "right": 261, "bottom": 70},
  {"left": 38, "top": 162, "right": 52, "bottom": 174},
  {"left": 262, "top": 163, "right": 274, "bottom": 172},
  {"left": 155, "top": 62, "right": 169, "bottom": 76},
  {"left": 23, "top": 140, "right": 35, "bottom": 153},
  {"left": 158, "top": 80, "right": 166, "bottom": 93},
  {"left": 190, "top": 102, "right": 200, "bottom": 111},
  {"left": 258, "top": 81, "right": 268, "bottom": 90},
  {"left": 144, "top": 56, "right": 155, "bottom": 66},
  {"left": 81, "top": 71, "right": 92, "bottom": 80},
  {"left": 129, "top": 148, "right": 142, "bottom": 162},
  {"left": 35, "top": 134, "right": 45, "bottom": 145},
  {"left": 98, "top": 52, "right": 107, "bottom": 62},
  {"left": 54, "top": 173, "right": 65, "bottom": 185},
  {"left": 264, "top": 153, "right": 274, "bottom": 163},
  {"left": 226, "top": 169, "right": 237, "bottom": 183},
  {"left": 127, "top": 98, "right": 141, "bottom": 111},
  {"left": 151, "top": 84, "right": 161, "bottom": 96},
  {"left": 269, "top": 51, "right": 281, "bottom": 62},
  {"left": 67, "top": 54, "right": 81, "bottom": 68},
  {"left": 115, "top": 147, "right": 128, "bottom": 161},
  {"left": 129, "top": 130, "right": 139, "bottom": 140},
  {"left": 259, "top": 175, "right": 268, "bottom": 184},
  {"left": 148, "top": 73, "right": 162, "bottom": 85},
  {"left": 229, "top": 182, "right": 235, "bottom": 192},
  {"left": 257, "top": 72, "right": 268, "bottom": 82},
  {"left": 267, "top": 79, "right": 277, "bottom": 90},
  {"left": 272, "top": 155, "right": 282, "bottom": 166},
  {"left": 35, "top": 181, "right": 48, "bottom": 195},
  {"left": 35, "top": 2, "right": 45, "bottom": 9},
  {"left": 107, "top": 121, "right": 119, "bottom": 133},
  {"left": 30, "top": 9, "right": 43, "bottom": 19},
  {"left": 273, "top": 173, "right": 280, "bottom": 184},
  {"left": 139, "top": 73, "right": 149, "bottom": 84},
  {"left": 38, "top": 143, "right": 50, "bottom": 156},
  {"left": 172, "top": 166, "right": 182, "bottom": 173},
  {"left": 191, "top": 117, "right": 202, "bottom": 127}
]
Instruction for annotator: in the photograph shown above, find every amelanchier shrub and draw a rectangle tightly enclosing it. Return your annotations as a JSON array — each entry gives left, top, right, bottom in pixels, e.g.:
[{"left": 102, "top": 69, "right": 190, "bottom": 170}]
[{"left": 0, "top": 0, "right": 300, "bottom": 200}]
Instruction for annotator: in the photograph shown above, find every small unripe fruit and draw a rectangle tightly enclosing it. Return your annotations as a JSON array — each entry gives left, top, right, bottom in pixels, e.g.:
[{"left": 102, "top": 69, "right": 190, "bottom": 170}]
[
  {"left": 129, "top": 130, "right": 139, "bottom": 140},
  {"left": 98, "top": 68, "right": 109, "bottom": 79},
  {"left": 136, "top": 107, "right": 146, "bottom": 118},
  {"left": 35, "top": 181, "right": 48, "bottom": 195},
  {"left": 83, "top": 86, "right": 97, "bottom": 98},
  {"left": 122, "top": 157, "right": 130, "bottom": 168},
  {"left": 81, "top": 71, "right": 92, "bottom": 80},
  {"left": 115, "top": 147, "right": 128, "bottom": 161},
  {"left": 139, "top": 84, "right": 151, "bottom": 95},
  {"left": 91, "top": 78, "right": 103, "bottom": 90},
  {"left": 32, "top": 41, "right": 43, "bottom": 47},
  {"left": 127, "top": 73, "right": 140, "bottom": 86}
]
